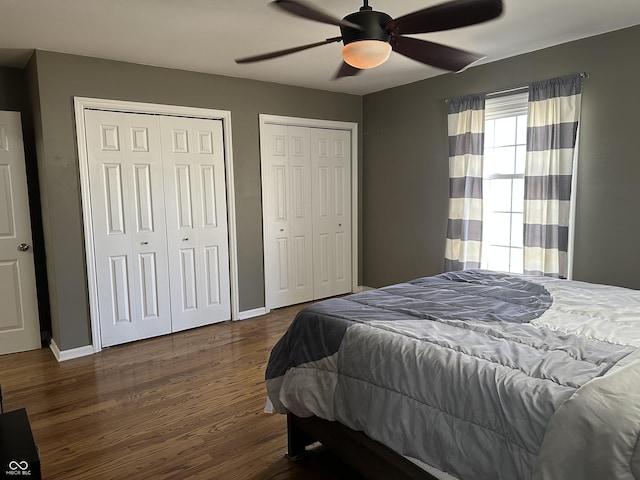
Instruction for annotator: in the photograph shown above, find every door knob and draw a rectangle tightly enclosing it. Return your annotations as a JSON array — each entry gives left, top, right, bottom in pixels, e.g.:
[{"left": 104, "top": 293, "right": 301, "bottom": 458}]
[{"left": 18, "top": 243, "right": 31, "bottom": 252}]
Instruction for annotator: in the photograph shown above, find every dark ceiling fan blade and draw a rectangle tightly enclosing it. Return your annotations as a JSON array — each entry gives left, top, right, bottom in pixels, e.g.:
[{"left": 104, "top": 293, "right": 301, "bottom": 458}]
[
  {"left": 391, "top": 35, "right": 484, "bottom": 72},
  {"left": 334, "top": 61, "right": 362, "bottom": 79},
  {"left": 271, "top": 0, "right": 363, "bottom": 30},
  {"left": 235, "top": 37, "right": 342, "bottom": 64},
  {"left": 387, "top": 0, "right": 503, "bottom": 35}
]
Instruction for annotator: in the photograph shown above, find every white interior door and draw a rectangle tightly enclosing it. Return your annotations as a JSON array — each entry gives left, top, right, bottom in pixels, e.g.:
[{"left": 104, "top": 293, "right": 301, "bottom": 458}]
[
  {"left": 161, "top": 116, "right": 231, "bottom": 331},
  {"left": 311, "top": 128, "right": 352, "bottom": 299},
  {"left": 261, "top": 124, "right": 314, "bottom": 309},
  {"left": 85, "top": 110, "right": 172, "bottom": 347},
  {"left": 0, "top": 111, "right": 41, "bottom": 354}
]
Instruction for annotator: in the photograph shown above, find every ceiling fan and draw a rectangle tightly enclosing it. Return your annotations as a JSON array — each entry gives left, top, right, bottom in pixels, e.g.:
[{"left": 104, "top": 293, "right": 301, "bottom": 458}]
[{"left": 235, "top": 0, "right": 504, "bottom": 79}]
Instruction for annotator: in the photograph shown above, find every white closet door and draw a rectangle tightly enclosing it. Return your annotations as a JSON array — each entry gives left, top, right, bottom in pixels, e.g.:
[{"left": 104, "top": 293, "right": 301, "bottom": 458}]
[
  {"left": 311, "top": 128, "right": 352, "bottom": 299},
  {"left": 261, "top": 124, "right": 313, "bottom": 309},
  {"left": 85, "top": 110, "right": 171, "bottom": 347},
  {"left": 0, "top": 111, "right": 41, "bottom": 354},
  {"left": 160, "top": 116, "right": 231, "bottom": 331}
]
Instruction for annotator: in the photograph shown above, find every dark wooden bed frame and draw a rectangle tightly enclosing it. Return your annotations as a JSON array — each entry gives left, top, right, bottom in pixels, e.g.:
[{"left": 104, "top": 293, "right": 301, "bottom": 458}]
[{"left": 287, "top": 413, "right": 439, "bottom": 480}]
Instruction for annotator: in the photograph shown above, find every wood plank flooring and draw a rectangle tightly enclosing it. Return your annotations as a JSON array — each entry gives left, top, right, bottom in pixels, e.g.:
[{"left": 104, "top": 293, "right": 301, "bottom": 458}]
[{"left": 0, "top": 304, "right": 364, "bottom": 479}]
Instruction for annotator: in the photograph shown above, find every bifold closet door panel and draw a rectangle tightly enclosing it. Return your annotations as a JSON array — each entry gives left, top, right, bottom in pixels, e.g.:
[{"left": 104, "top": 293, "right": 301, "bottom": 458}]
[
  {"left": 261, "top": 124, "right": 314, "bottom": 309},
  {"left": 84, "top": 110, "right": 172, "bottom": 347},
  {"left": 160, "top": 116, "right": 231, "bottom": 331},
  {"left": 311, "top": 128, "right": 352, "bottom": 300}
]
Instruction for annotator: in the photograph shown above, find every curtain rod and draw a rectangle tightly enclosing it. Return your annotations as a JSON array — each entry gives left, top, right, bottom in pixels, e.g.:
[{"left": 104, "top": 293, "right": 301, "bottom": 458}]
[{"left": 445, "top": 72, "right": 589, "bottom": 103}]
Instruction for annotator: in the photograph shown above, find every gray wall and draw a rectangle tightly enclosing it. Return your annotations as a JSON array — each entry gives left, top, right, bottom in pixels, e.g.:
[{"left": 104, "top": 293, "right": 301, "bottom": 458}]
[
  {"left": 29, "top": 51, "right": 362, "bottom": 350},
  {"left": 16, "top": 24, "right": 640, "bottom": 350},
  {"left": 362, "top": 25, "right": 640, "bottom": 291}
]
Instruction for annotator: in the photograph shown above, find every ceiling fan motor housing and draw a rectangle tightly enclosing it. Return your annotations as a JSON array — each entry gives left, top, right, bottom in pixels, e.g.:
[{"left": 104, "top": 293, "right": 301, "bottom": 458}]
[{"left": 340, "top": 10, "right": 393, "bottom": 45}]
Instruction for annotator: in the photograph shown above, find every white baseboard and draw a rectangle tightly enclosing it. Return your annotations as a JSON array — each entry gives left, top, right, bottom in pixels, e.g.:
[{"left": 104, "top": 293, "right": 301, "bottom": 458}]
[
  {"left": 49, "top": 339, "right": 95, "bottom": 362},
  {"left": 355, "top": 285, "right": 375, "bottom": 292},
  {"left": 237, "top": 307, "right": 269, "bottom": 321}
]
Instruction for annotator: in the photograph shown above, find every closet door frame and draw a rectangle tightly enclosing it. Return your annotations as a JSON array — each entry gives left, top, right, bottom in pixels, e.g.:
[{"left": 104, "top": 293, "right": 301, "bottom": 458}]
[
  {"left": 259, "top": 114, "right": 359, "bottom": 312},
  {"left": 75, "top": 97, "right": 239, "bottom": 353}
]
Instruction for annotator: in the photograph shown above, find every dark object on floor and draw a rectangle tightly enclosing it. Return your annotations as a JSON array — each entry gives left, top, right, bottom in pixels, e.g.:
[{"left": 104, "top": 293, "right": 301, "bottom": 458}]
[{"left": 0, "top": 408, "right": 41, "bottom": 479}]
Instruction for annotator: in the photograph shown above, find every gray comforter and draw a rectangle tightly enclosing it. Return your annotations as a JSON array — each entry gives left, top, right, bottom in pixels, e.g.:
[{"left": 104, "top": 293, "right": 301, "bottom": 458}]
[{"left": 265, "top": 270, "right": 640, "bottom": 480}]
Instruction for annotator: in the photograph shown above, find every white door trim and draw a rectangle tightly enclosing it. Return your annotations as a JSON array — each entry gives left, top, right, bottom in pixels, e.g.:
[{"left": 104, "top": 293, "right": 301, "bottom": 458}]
[
  {"left": 75, "top": 97, "right": 239, "bottom": 353},
  {"left": 259, "top": 114, "right": 359, "bottom": 311}
]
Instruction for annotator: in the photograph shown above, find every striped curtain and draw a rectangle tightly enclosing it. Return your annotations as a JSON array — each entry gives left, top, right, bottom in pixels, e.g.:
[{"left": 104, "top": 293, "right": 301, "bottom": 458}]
[
  {"left": 524, "top": 74, "right": 583, "bottom": 278},
  {"left": 444, "top": 94, "right": 485, "bottom": 271}
]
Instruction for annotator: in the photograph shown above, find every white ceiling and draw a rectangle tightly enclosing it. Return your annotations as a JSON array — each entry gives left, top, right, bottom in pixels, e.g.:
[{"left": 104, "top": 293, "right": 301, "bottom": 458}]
[{"left": 1, "top": 0, "right": 639, "bottom": 96}]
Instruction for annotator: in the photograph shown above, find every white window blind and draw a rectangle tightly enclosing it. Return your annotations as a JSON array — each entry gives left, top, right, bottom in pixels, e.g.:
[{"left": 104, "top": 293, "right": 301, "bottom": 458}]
[{"left": 482, "top": 92, "right": 528, "bottom": 273}]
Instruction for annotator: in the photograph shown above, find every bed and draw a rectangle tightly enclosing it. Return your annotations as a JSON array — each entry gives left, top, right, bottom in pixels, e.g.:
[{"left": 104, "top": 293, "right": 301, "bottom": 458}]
[{"left": 264, "top": 270, "right": 640, "bottom": 480}]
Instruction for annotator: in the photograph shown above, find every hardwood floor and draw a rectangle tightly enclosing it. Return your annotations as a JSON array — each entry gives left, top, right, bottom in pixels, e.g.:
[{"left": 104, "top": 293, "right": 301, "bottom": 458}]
[{"left": 0, "top": 304, "right": 364, "bottom": 479}]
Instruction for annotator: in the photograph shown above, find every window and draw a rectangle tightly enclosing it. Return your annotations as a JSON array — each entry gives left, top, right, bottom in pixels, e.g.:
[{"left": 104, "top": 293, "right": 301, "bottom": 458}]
[{"left": 481, "top": 93, "right": 528, "bottom": 274}]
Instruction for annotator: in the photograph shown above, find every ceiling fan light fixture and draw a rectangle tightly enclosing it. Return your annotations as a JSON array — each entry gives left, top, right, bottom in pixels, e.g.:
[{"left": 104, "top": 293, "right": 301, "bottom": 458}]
[{"left": 341, "top": 40, "right": 392, "bottom": 69}]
